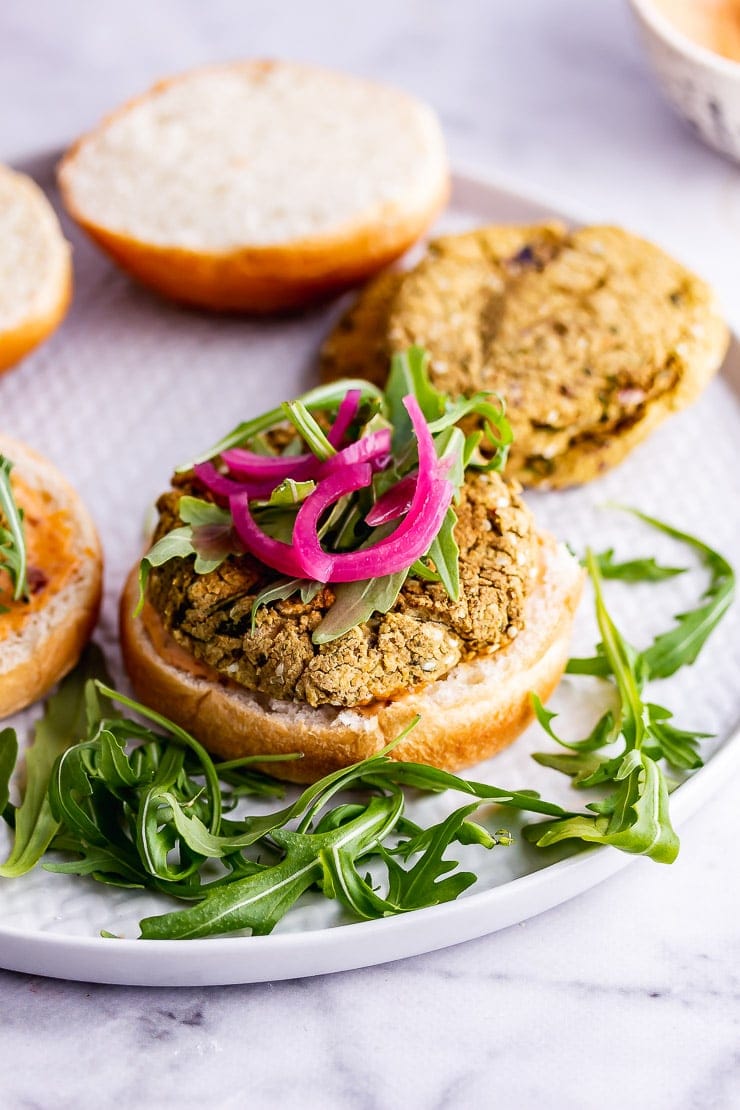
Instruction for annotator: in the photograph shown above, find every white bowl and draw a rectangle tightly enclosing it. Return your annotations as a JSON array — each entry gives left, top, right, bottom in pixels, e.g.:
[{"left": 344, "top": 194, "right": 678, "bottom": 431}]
[{"left": 629, "top": 0, "right": 740, "bottom": 162}]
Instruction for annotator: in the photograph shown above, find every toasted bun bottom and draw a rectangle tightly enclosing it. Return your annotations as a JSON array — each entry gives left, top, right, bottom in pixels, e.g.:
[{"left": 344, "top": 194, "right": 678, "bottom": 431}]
[
  {"left": 119, "top": 537, "right": 583, "bottom": 783},
  {"left": 0, "top": 435, "right": 103, "bottom": 718}
]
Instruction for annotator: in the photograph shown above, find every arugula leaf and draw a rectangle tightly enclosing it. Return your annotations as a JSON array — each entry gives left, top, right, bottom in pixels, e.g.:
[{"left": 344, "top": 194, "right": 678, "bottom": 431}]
[
  {"left": 526, "top": 751, "right": 679, "bottom": 863},
  {"left": 139, "top": 796, "right": 401, "bottom": 938},
  {"left": 531, "top": 694, "right": 616, "bottom": 753},
  {"left": 425, "top": 507, "right": 460, "bottom": 602},
  {"left": 257, "top": 479, "right": 316, "bottom": 506},
  {"left": 0, "top": 729, "right": 18, "bottom": 818},
  {"left": 181, "top": 380, "right": 384, "bottom": 471},
  {"left": 136, "top": 497, "right": 243, "bottom": 616},
  {"left": 250, "top": 577, "right": 303, "bottom": 631},
  {"left": 528, "top": 539, "right": 700, "bottom": 862},
  {"left": 643, "top": 704, "right": 707, "bottom": 771},
  {"left": 281, "top": 401, "right": 336, "bottom": 461},
  {"left": 385, "top": 347, "right": 447, "bottom": 452},
  {"left": 0, "top": 645, "right": 104, "bottom": 877},
  {"left": 631, "top": 511, "right": 735, "bottom": 678},
  {"left": 0, "top": 455, "right": 29, "bottom": 602},
  {"left": 428, "top": 392, "right": 513, "bottom": 472},
  {"left": 568, "top": 509, "right": 734, "bottom": 681},
  {"left": 177, "top": 496, "right": 231, "bottom": 529},
  {"left": 594, "top": 548, "right": 685, "bottom": 582}
]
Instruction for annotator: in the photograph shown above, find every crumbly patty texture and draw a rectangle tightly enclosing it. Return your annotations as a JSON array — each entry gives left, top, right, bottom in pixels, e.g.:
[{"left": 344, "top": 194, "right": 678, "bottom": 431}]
[
  {"left": 146, "top": 471, "right": 538, "bottom": 709},
  {"left": 320, "top": 223, "right": 729, "bottom": 487}
]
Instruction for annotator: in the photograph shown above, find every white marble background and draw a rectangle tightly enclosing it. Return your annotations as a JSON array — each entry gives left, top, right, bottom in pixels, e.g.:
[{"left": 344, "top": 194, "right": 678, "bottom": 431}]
[{"left": 1, "top": 1, "right": 739, "bottom": 1107}]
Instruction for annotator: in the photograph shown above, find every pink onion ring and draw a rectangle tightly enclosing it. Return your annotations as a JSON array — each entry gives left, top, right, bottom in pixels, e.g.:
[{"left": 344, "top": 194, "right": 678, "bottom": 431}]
[
  {"left": 321, "top": 429, "right": 392, "bottom": 474},
  {"left": 196, "top": 462, "right": 294, "bottom": 503},
  {"left": 294, "top": 397, "right": 454, "bottom": 582},
  {"left": 229, "top": 492, "right": 307, "bottom": 579},
  {"left": 365, "top": 474, "right": 417, "bottom": 527},
  {"left": 221, "top": 448, "right": 317, "bottom": 483},
  {"left": 327, "top": 389, "right": 362, "bottom": 448}
]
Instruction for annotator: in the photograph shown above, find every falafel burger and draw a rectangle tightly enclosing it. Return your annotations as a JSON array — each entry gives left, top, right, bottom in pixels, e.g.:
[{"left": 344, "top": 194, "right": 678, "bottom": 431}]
[
  {"left": 120, "top": 349, "right": 583, "bottom": 783},
  {"left": 0, "top": 435, "right": 102, "bottom": 718}
]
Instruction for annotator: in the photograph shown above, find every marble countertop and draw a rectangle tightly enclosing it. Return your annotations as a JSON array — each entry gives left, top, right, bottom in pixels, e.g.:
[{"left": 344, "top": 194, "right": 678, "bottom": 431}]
[{"left": 1, "top": 1, "right": 739, "bottom": 1107}]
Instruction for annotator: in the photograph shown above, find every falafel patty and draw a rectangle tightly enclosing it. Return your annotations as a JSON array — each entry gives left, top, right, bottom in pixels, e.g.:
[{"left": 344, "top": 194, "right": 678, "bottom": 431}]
[
  {"left": 146, "top": 470, "right": 538, "bottom": 709},
  {"left": 320, "top": 222, "right": 728, "bottom": 487}
]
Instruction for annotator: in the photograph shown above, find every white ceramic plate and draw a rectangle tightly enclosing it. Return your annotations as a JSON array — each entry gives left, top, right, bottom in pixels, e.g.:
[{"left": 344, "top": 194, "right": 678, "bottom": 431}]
[{"left": 1, "top": 164, "right": 738, "bottom": 986}]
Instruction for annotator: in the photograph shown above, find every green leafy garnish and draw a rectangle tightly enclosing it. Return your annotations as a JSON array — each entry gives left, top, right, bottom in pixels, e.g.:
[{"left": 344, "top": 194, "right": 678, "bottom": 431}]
[
  {"left": 136, "top": 497, "right": 243, "bottom": 616},
  {"left": 250, "top": 577, "right": 321, "bottom": 633},
  {"left": 568, "top": 508, "right": 734, "bottom": 680},
  {"left": 312, "top": 570, "right": 408, "bottom": 644},
  {"left": 258, "top": 478, "right": 316, "bottom": 506},
  {"left": 280, "top": 401, "right": 336, "bottom": 462},
  {"left": 181, "top": 380, "right": 384, "bottom": 471},
  {"left": 0, "top": 456, "right": 29, "bottom": 602},
  {"left": 527, "top": 548, "right": 680, "bottom": 863},
  {"left": 593, "top": 549, "right": 686, "bottom": 582},
  {"left": 0, "top": 645, "right": 106, "bottom": 877},
  {"left": 526, "top": 505, "right": 736, "bottom": 863}
]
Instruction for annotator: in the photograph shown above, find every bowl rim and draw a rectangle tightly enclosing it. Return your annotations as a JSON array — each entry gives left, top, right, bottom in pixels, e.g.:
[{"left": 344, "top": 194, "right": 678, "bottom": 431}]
[{"left": 629, "top": 0, "right": 740, "bottom": 79}]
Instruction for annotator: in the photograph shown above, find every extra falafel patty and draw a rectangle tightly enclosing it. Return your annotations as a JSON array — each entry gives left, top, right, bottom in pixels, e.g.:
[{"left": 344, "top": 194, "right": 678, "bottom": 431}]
[
  {"left": 146, "top": 471, "right": 539, "bottom": 709},
  {"left": 320, "top": 223, "right": 728, "bottom": 487}
]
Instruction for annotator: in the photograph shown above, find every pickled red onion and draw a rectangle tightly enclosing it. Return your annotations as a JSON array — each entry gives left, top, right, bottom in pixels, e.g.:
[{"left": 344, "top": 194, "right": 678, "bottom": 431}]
[
  {"left": 365, "top": 474, "right": 417, "bottom": 527},
  {"left": 228, "top": 492, "right": 307, "bottom": 579},
  {"left": 221, "top": 449, "right": 317, "bottom": 483},
  {"left": 293, "top": 397, "right": 454, "bottom": 583},
  {"left": 327, "top": 388, "right": 362, "bottom": 447},
  {"left": 195, "top": 462, "right": 292, "bottom": 503},
  {"left": 212, "top": 393, "right": 453, "bottom": 584},
  {"left": 321, "top": 429, "right": 392, "bottom": 474}
]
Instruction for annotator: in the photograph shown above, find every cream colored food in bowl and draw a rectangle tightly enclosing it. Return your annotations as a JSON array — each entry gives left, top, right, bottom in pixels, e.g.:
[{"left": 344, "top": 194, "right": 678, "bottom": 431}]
[{"left": 630, "top": 0, "right": 740, "bottom": 161}]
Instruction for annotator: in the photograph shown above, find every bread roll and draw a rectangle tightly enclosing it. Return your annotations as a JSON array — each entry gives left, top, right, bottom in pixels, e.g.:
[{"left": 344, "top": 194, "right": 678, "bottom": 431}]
[
  {"left": 59, "top": 61, "right": 449, "bottom": 312},
  {"left": 0, "top": 166, "right": 71, "bottom": 375},
  {"left": 0, "top": 436, "right": 102, "bottom": 718}
]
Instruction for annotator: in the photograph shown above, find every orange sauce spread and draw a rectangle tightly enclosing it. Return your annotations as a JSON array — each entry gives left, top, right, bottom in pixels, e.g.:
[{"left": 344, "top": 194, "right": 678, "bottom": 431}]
[
  {"left": 0, "top": 475, "right": 78, "bottom": 641},
  {"left": 652, "top": 0, "right": 740, "bottom": 61}
]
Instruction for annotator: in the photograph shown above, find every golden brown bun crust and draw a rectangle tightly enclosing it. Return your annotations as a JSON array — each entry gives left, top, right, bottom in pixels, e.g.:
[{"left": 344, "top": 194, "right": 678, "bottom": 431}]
[
  {"left": 0, "top": 436, "right": 103, "bottom": 719},
  {"left": 119, "top": 537, "right": 583, "bottom": 783},
  {"left": 58, "top": 63, "right": 450, "bottom": 313},
  {"left": 0, "top": 272, "right": 71, "bottom": 375},
  {"left": 0, "top": 167, "right": 72, "bottom": 375},
  {"left": 55, "top": 208, "right": 449, "bottom": 314}
]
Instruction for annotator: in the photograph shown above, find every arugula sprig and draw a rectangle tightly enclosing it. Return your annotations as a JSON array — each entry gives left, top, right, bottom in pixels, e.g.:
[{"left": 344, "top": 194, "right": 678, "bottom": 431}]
[
  {"left": 527, "top": 511, "right": 734, "bottom": 862},
  {"left": 136, "top": 496, "right": 244, "bottom": 616},
  {"left": 527, "top": 548, "right": 679, "bottom": 863},
  {"left": 568, "top": 507, "right": 734, "bottom": 681},
  {"left": 0, "top": 657, "right": 578, "bottom": 938},
  {"left": 0, "top": 456, "right": 29, "bottom": 603}
]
